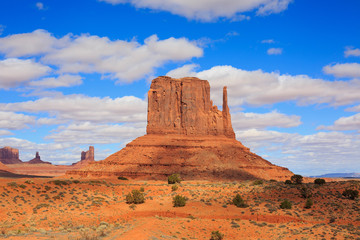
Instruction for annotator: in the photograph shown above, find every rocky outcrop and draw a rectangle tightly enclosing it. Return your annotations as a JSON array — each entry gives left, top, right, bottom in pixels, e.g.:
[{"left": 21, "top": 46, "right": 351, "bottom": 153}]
[
  {"left": 27, "top": 152, "right": 51, "bottom": 164},
  {"left": 147, "top": 77, "right": 235, "bottom": 138},
  {"left": 67, "top": 76, "right": 293, "bottom": 181},
  {"left": 72, "top": 146, "right": 95, "bottom": 167},
  {"left": 81, "top": 146, "right": 94, "bottom": 161},
  {"left": 0, "top": 146, "right": 22, "bottom": 164}
]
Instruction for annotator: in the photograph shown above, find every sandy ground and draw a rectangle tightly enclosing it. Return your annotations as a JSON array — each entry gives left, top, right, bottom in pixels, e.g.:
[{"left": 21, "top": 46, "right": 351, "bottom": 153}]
[{"left": 0, "top": 177, "right": 359, "bottom": 240}]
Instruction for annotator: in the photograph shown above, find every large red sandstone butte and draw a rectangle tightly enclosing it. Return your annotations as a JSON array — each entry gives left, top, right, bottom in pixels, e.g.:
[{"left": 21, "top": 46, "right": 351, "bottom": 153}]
[
  {"left": 67, "top": 76, "right": 293, "bottom": 180},
  {"left": 0, "top": 146, "right": 22, "bottom": 164}
]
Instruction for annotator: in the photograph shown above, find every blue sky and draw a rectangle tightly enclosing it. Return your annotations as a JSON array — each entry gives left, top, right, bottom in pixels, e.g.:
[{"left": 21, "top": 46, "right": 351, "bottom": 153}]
[{"left": 0, "top": 0, "right": 359, "bottom": 175}]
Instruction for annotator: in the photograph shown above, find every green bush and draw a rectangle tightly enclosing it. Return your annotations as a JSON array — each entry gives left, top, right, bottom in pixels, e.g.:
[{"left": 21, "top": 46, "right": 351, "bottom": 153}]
[
  {"left": 284, "top": 180, "right": 292, "bottom": 185},
  {"left": 299, "top": 186, "right": 312, "bottom": 199},
  {"left": 253, "top": 180, "right": 263, "bottom": 185},
  {"left": 342, "top": 189, "right": 359, "bottom": 200},
  {"left": 304, "top": 199, "right": 313, "bottom": 209},
  {"left": 232, "top": 194, "right": 248, "bottom": 208},
  {"left": 314, "top": 178, "right": 326, "bottom": 185},
  {"left": 280, "top": 199, "right": 292, "bottom": 209},
  {"left": 140, "top": 187, "right": 145, "bottom": 192},
  {"left": 173, "top": 195, "right": 187, "bottom": 207},
  {"left": 210, "top": 230, "right": 224, "bottom": 240},
  {"left": 117, "top": 176, "right": 128, "bottom": 180},
  {"left": 291, "top": 174, "right": 303, "bottom": 184},
  {"left": 18, "top": 184, "right": 26, "bottom": 189},
  {"left": 7, "top": 182, "right": 17, "bottom": 187},
  {"left": 171, "top": 184, "right": 178, "bottom": 192},
  {"left": 168, "top": 173, "right": 181, "bottom": 184},
  {"left": 50, "top": 180, "right": 71, "bottom": 186},
  {"left": 126, "top": 190, "right": 145, "bottom": 204}
]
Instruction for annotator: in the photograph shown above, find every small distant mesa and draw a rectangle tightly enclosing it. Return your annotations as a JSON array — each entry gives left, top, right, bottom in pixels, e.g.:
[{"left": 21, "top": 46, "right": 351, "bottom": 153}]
[
  {"left": 0, "top": 146, "right": 95, "bottom": 177},
  {"left": 0, "top": 146, "right": 22, "bottom": 164},
  {"left": 68, "top": 76, "right": 293, "bottom": 181}
]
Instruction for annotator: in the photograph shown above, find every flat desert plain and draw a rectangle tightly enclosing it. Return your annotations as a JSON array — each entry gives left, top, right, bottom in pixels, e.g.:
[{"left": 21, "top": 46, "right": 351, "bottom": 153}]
[{"left": 0, "top": 177, "right": 359, "bottom": 239}]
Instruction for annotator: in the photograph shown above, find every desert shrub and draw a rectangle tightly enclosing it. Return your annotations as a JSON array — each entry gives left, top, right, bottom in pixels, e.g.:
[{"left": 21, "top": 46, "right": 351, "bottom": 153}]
[
  {"left": 210, "top": 230, "right": 224, "bottom": 240},
  {"left": 50, "top": 180, "right": 71, "bottom": 186},
  {"left": 117, "top": 176, "right": 128, "bottom": 180},
  {"left": 24, "top": 180, "right": 34, "bottom": 184},
  {"left": 173, "top": 195, "right": 187, "bottom": 207},
  {"left": 168, "top": 173, "right": 181, "bottom": 184},
  {"left": 171, "top": 184, "right": 178, "bottom": 192},
  {"left": 314, "top": 178, "right": 326, "bottom": 185},
  {"left": 291, "top": 174, "right": 303, "bottom": 184},
  {"left": 299, "top": 186, "right": 312, "bottom": 199},
  {"left": 18, "top": 184, "right": 26, "bottom": 189},
  {"left": 72, "top": 180, "right": 80, "bottom": 184},
  {"left": 280, "top": 199, "right": 292, "bottom": 209},
  {"left": 304, "top": 199, "right": 313, "bottom": 209},
  {"left": 284, "top": 180, "right": 292, "bottom": 185},
  {"left": 342, "top": 189, "right": 359, "bottom": 200},
  {"left": 232, "top": 194, "right": 248, "bottom": 208},
  {"left": 253, "top": 180, "right": 263, "bottom": 185},
  {"left": 7, "top": 182, "right": 17, "bottom": 187},
  {"left": 44, "top": 185, "right": 51, "bottom": 191},
  {"left": 140, "top": 187, "right": 145, "bottom": 192},
  {"left": 126, "top": 190, "right": 145, "bottom": 204}
]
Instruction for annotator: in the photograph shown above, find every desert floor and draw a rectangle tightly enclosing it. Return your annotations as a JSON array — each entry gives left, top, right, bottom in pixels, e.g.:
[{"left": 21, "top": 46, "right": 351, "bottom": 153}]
[{"left": 0, "top": 177, "right": 359, "bottom": 240}]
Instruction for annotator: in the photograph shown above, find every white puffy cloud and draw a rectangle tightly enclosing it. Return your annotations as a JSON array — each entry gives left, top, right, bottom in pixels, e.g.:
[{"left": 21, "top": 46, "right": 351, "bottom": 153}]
[
  {"left": 0, "top": 29, "right": 64, "bottom": 57},
  {"left": 345, "top": 47, "right": 360, "bottom": 57},
  {"left": 232, "top": 111, "right": 301, "bottom": 130},
  {"left": 0, "top": 94, "right": 147, "bottom": 124},
  {"left": 0, "top": 30, "right": 203, "bottom": 83},
  {"left": 166, "top": 63, "right": 199, "bottom": 78},
  {"left": 0, "top": 111, "right": 36, "bottom": 130},
  {"left": 318, "top": 113, "right": 360, "bottom": 132},
  {"left": 99, "top": 0, "right": 292, "bottom": 21},
  {"left": 236, "top": 129, "right": 360, "bottom": 175},
  {"left": 36, "top": 2, "right": 45, "bottom": 10},
  {"left": 0, "top": 130, "right": 12, "bottom": 136},
  {"left": 267, "top": 47, "right": 282, "bottom": 55},
  {"left": 0, "top": 58, "right": 50, "bottom": 89},
  {"left": 346, "top": 104, "right": 360, "bottom": 112},
  {"left": 167, "top": 64, "right": 360, "bottom": 107},
  {"left": 29, "top": 74, "right": 83, "bottom": 88},
  {"left": 46, "top": 122, "right": 146, "bottom": 144},
  {"left": 323, "top": 63, "right": 360, "bottom": 78}
]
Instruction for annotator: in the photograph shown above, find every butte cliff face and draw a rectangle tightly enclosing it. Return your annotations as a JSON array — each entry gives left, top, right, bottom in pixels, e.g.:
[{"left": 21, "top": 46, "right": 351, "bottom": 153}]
[
  {"left": 0, "top": 146, "right": 22, "bottom": 164},
  {"left": 147, "top": 77, "right": 235, "bottom": 138},
  {"left": 67, "top": 76, "right": 293, "bottom": 181}
]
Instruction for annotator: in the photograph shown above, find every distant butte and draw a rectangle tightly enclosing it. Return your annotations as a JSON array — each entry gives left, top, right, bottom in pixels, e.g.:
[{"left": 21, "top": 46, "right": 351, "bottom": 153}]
[
  {"left": 0, "top": 146, "right": 22, "bottom": 164},
  {"left": 67, "top": 76, "right": 293, "bottom": 180},
  {"left": 72, "top": 146, "right": 95, "bottom": 167},
  {"left": 27, "top": 152, "right": 51, "bottom": 164}
]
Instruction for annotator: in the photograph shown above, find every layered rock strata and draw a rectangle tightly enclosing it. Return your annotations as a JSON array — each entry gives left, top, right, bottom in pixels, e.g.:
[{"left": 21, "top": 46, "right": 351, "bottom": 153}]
[
  {"left": 0, "top": 146, "right": 22, "bottom": 164},
  {"left": 67, "top": 76, "right": 293, "bottom": 181}
]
